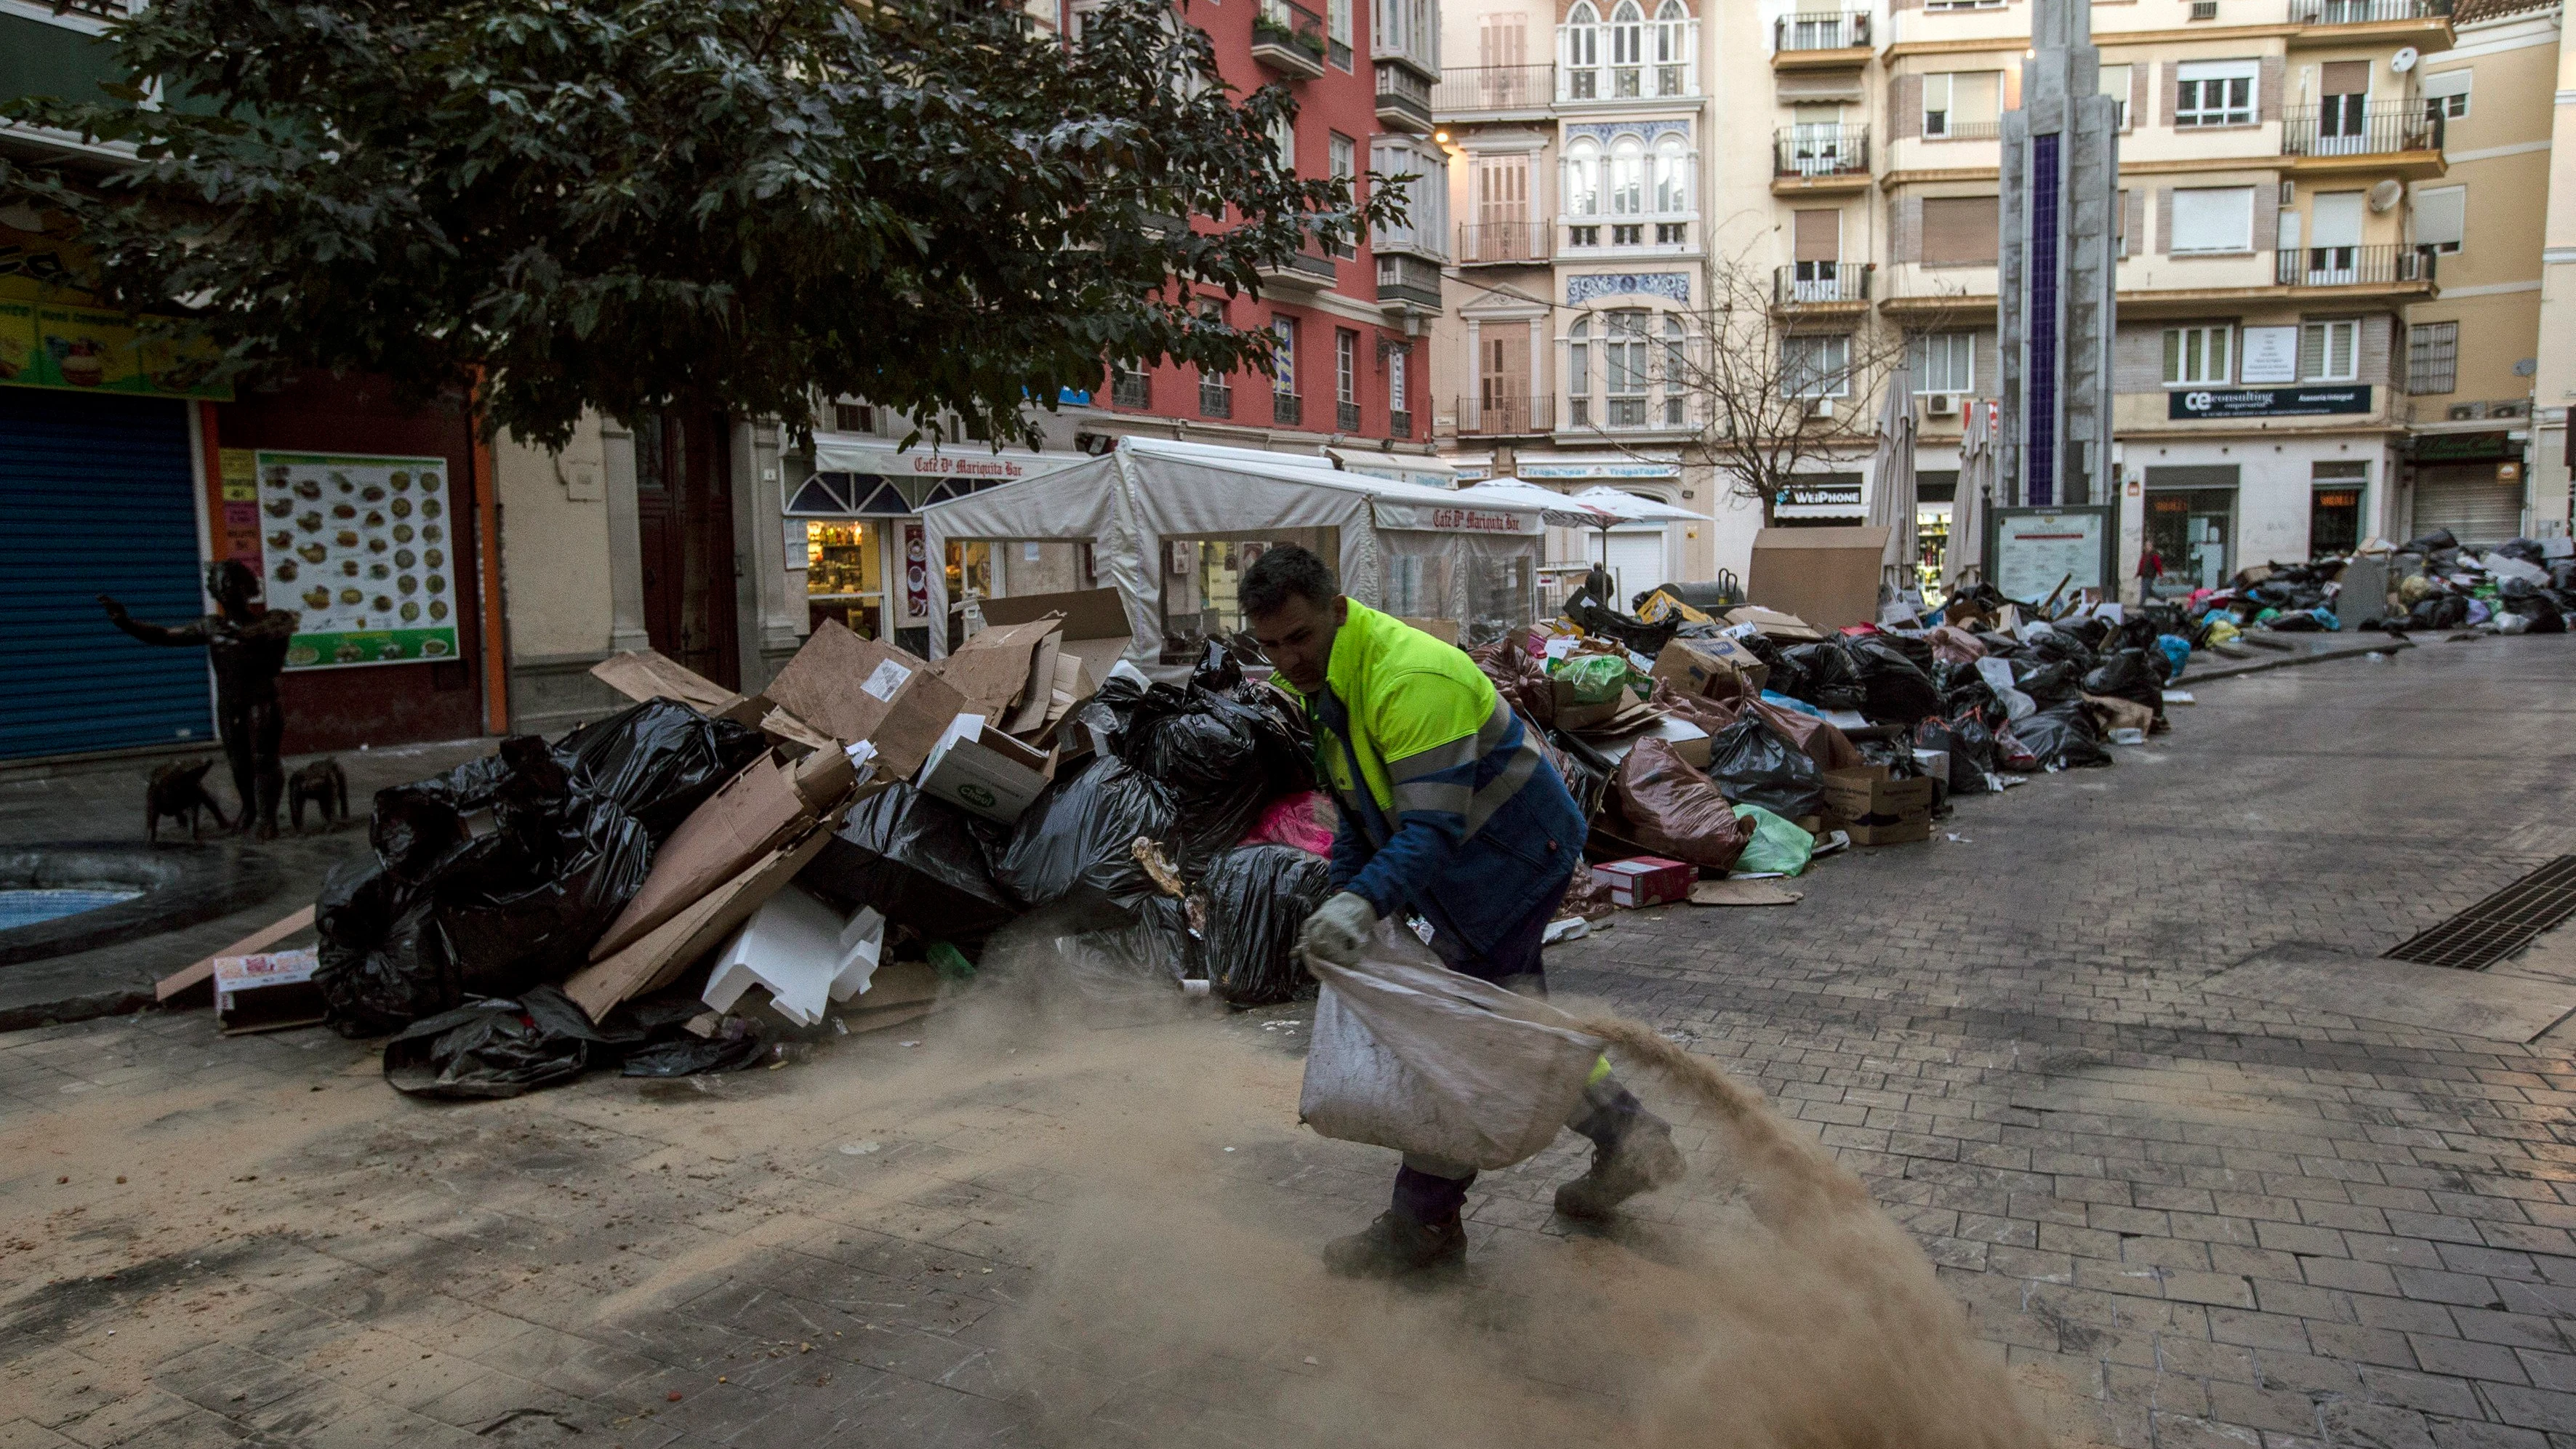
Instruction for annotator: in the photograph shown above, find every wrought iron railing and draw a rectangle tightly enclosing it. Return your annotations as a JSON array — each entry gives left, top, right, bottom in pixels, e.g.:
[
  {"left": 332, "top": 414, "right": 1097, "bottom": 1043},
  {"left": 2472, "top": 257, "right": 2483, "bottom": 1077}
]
[
  {"left": 1457, "top": 221, "right": 1553, "bottom": 264},
  {"left": 1431, "top": 64, "right": 1554, "bottom": 113},
  {"left": 2292, "top": 0, "right": 2449, "bottom": 22},
  {"left": 2272, "top": 244, "right": 2436, "bottom": 286},
  {"left": 1252, "top": 0, "right": 1329, "bottom": 71},
  {"left": 1773, "top": 125, "right": 1870, "bottom": 178},
  {"left": 1775, "top": 11, "right": 1871, "bottom": 50},
  {"left": 2282, "top": 102, "right": 2443, "bottom": 156},
  {"left": 1773, "top": 263, "right": 1871, "bottom": 305},
  {"left": 1456, "top": 394, "right": 1557, "bottom": 435}
]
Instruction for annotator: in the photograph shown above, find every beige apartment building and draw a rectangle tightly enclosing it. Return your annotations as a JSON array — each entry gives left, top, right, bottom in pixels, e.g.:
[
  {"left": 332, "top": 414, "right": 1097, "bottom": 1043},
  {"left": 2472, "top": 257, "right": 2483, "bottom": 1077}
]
[
  {"left": 1431, "top": 0, "right": 2566, "bottom": 600},
  {"left": 2529, "top": 4, "right": 2576, "bottom": 510}
]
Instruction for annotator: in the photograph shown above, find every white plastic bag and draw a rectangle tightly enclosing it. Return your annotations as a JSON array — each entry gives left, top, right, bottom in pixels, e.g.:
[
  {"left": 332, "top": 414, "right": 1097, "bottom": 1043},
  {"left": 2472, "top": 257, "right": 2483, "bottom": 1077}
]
[
  {"left": 1975, "top": 657, "right": 2038, "bottom": 722},
  {"left": 1298, "top": 925, "right": 1604, "bottom": 1171}
]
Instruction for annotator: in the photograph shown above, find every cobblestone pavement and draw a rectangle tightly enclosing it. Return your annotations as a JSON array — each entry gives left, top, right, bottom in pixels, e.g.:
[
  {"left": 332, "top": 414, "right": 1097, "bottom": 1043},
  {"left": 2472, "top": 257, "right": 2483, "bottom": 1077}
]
[{"left": 7, "top": 636, "right": 2576, "bottom": 1448}]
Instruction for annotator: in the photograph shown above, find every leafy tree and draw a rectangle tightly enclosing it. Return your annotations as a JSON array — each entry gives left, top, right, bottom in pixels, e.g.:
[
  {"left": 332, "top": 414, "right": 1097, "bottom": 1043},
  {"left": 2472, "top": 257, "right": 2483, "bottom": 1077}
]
[{"left": 4, "top": 0, "right": 1388, "bottom": 448}]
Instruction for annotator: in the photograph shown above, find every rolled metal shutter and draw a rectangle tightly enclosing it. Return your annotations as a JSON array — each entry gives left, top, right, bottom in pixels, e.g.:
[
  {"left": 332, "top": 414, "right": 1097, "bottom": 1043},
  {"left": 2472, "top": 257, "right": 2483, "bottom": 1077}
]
[
  {"left": 0, "top": 390, "right": 216, "bottom": 759},
  {"left": 2410, "top": 465, "right": 2524, "bottom": 547}
]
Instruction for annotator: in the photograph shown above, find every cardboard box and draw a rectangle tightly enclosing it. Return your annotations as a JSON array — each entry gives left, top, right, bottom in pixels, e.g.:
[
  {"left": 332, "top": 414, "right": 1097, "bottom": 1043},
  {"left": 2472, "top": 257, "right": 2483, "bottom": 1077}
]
[
  {"left": 587, "top": 745, "right": 863, "bottom": 962},
  {"left": 915, "top": 714, "right": 1056, "bottom": 823},
  {"left": 983, "top": 587, "right": 1136, "bottom": 685},
  {"left": 561, "top": 824, "right": 840, "bottom": 1022},
  {"left": 1745, "top": 526, "right": 1893, "bottom": 633},
  {"left": 1590, "top": 856, "right": 1696, "bottom": 910},
  {"left": 1581, "top": 714, "right": 1712, "bottom": 771},
  {"left": 939, "top": 616, "right": 1064, "bottom": 724},
  {"left": 1721, "top": 605, "right": 1826, "bottom": 643},
  {"left": 762, "top": 621, "right": 967, "bottom": 779},
  {"left": 1821, "top": 764, "right": 1935, "bottom": 846},
  {"left": 157, "top": 904, "right": 314, "bottom": 1005},
  {"left": 1552, "top": 678, "right": 1628, "bottom": 731},
  {"left": 1651, "top": 637, "right": 1770, "bottom": 699},
  {"left": 214, "top": 948, "right": 326, "bottom": 1035},
  {"left": 592, "top": 649, "right": 770, "bottom": 728}
]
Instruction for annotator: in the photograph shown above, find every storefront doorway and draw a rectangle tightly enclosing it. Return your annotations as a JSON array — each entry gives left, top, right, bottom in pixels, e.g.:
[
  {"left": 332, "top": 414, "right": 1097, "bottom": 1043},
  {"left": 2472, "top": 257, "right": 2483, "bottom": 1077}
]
[
  {"left": 2143, "top": 467, "right": 2239, "bottom": 595},
  {"left": 2309, "top": 462, "right": 2365, "bottom": 557},
  {"left": 635, "top": 411, "right": 739, "bottom": 690}
]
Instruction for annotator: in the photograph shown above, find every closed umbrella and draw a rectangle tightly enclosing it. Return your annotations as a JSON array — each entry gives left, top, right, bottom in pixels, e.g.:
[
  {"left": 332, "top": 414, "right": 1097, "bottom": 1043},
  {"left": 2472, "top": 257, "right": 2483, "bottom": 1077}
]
[
  {"left": 1866, "top": 363, "right": 1918, "bottom": 602},
  {"left": 1948, "top": 399, "right": 1993, "bottom": 593}
]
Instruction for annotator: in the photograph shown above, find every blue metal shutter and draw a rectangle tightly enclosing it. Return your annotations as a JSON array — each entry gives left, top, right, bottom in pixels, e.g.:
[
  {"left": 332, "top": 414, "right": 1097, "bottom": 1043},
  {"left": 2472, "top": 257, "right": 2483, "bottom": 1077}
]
[{"left": 0, "top": 390, "right": 217, "bottom": 759}]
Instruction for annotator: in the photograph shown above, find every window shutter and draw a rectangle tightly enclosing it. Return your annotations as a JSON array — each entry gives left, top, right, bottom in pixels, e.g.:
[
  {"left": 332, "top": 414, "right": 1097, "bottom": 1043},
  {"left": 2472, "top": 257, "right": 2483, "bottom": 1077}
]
[
  {"left": 1480, "top": 13, "right": 1527, "bottom": 68},
  {"left": 1794, "top": 209, "right": 1841, "bottom": 262},
  {"left": 1921, "top": 196, "right": 1999, "bottom": 265},
  {"left": 2156, "top": 188, "right": 2172, "bottom": 254},
  {"left": 2420, "top": 68, "right": 2471, "bottom": 102},
  {"left": 2124, "top": 190, "right": 2146, "bottom": 257},
  {"left": 2253, "top": 182, "right": 2279, "bottom": 257},
  {"left": 2414, "top": 185, "right": 2465, "bottom": 248},
  {"left": 2130, "top": 60, "right": 2148, "bottom": 127},
  {"left": 2259, "top": 57, "right": 2284, "bottom": 121},
  {"left": 2310, "top": 191, "right": 2364, "bottom": 248},
  {"left": 1893, "top": 74, "right": 1921, "bottom": 140},
  {"left": 2319, "top": 60, "right": 2370, "bottom": 97},
  {"left": 2298, "top": 324, "right": 2324, "bottom": 380},
  {"left": 1894, "top": 194, "right": 1922, "bottom": 262},
  {"left": 2162, "top": 62, "right": 2178, "bottom": 127},
  {"left": 1975, "top": 330, "right": 1999, "bottom": 396}
]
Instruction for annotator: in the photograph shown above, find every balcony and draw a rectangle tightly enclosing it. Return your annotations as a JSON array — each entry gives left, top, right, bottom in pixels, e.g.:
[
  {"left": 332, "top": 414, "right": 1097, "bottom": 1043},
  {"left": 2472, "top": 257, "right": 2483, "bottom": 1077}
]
[
  {"left": 1457, "top": 221, "right": 1553, "bottom": 265},
  {"left": 2291, "top": 0, "right": 2449, "bottom": 22},
  {"left": 1773, "top": 125, "right": 1870, "bottom": 192},
  {"left": 1375, "top": 252, "right": 1444, "bottom": 312},
  {"left": 1251, "top": 0, "right": 1328, "bottom": 80},
  {"left": 1337, "top": 400, "right": 1363, "bottom": 432},
  {"left": 1559, "top": 57, "right": 1698, "bottom": 102},
  {"left": 1198, "top": 376, "right": 1233, "bottom": 420},
  {"left": 1256, "top": 249, "right": 1339, "bottom": 292},
  {"left": 1922, "top": 119, "right": 2002, "bottom": 143},
  {"left": 2281, "top": 103, "right": 2444, "bottom": 173},
  {"left": 2273, "top": 244, "right": 2436, "bottom": 289},
  {"left": 1389, "top": 409, "right": 1413, "bottom": 439},
  {"left": 1376, "top": 62, "right": 1434, "bottom": 133},
  {"left": 1110, "top": 367, "right": 1151, "bottom": 409},
  {"left": 1274, "top": 392, "right": 1304, "bottom": 427},
  {"left": 1456, "top": 393, "right": 1557, "bottom": 435},
  {"left": 1773, "top": 263, "right": 1871, "bottom": 308},
  {"left": 1773, "top": 11, "right": 1872, "bottom": 66},
  {"left": 1431, "top": 64, "right": 1555, "bottom": 117}
]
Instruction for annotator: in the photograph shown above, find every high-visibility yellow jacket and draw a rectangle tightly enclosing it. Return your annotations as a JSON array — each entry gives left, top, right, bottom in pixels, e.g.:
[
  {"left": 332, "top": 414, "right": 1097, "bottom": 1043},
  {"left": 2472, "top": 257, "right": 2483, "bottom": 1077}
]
[{"left": 1281, "top": 603, "right": 1584, "bottom": 959}]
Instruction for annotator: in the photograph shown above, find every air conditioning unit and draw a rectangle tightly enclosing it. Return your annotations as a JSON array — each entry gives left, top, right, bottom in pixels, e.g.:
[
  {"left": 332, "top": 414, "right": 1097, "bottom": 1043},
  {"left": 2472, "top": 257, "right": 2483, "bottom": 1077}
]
[
  {"left": 1806, "top": 398, "right": 1836, "bottom": 420},
  {"left": 2489, "top": 400, "right": 2531, "bottom": 420},
  {"left": 1924, "top": 394, "right": 1959, "bottom": 417},
  {"left": 2449, "top": 402, "right": 2488, "bottom": 421}
]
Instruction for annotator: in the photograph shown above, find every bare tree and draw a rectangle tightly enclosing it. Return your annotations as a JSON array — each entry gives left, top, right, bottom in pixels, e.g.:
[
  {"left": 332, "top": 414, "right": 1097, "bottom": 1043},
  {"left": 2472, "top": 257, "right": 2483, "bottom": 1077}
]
[{"left": 1657, "top": 254, "right": 1941, "bottom": 523}]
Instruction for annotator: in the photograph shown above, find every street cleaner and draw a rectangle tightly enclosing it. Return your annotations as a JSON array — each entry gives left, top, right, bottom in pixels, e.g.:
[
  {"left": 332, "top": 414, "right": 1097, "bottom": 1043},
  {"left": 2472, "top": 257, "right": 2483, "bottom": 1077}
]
[{"left": 1240, "top": 544, "right": 1684, "bottom": 1278}]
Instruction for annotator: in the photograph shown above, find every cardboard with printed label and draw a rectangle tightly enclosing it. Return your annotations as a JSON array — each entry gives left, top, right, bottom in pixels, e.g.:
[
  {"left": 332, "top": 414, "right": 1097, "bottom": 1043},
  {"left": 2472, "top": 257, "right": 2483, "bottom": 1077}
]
[
  {"left": 1650, "top": 637, "right": 1770, "bottom": 699},
  {"left": 1589, "top": 856, "right": 1695, "bottom": 910},
  {"left": 915, "top": 714, "right": 1056, "bottom": 824},
  {"left": 587, "top": 745, "right": 865, "bottom": 962},
  {"left": 761, "top": 620, "right": 965, "bottom": 779},
  {"left": 214, "top": 948, "right": 327, "bottom": 1034}
]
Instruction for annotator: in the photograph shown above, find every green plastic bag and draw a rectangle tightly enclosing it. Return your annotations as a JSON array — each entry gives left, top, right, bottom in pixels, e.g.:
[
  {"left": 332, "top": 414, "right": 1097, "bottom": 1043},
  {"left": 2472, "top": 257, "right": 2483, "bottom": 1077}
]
[
  {"left": 1730, "top": 803, "right": 1814, "bottom": 877},
  {"left": 1545, "top": 652, "right": 1642, "bottom": 705}
]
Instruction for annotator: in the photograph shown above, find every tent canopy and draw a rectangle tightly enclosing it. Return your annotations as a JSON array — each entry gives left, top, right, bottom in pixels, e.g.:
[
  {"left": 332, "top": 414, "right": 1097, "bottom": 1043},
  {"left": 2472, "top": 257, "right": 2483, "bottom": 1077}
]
[
  {"left": 1453, "top": 478, "right": 1626, "bottom": 529},
  {"left": 920, "top": 438, "right": 1547, "bottom": 662}
]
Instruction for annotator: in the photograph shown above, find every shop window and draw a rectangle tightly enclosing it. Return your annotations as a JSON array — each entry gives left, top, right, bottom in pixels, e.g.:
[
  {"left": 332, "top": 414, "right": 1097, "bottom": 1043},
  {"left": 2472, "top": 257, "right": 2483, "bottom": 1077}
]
[
  {"left": 2407, "top": 321, "right": 2457, "bottom": 395},
  {"left": 2162, "top": 324, "right": 2232, "bottom": 386},
  {"left": 2311, "top": 462, "right": 2364, "bottom": 557},
  {"left": 803, "top": 520, "right": 884, "bottom": 639}
]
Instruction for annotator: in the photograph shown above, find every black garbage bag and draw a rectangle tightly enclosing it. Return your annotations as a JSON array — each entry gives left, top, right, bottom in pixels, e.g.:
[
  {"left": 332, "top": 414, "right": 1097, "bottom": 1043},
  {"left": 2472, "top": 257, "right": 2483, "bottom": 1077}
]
[
  {"left": 1106, "top": 893, "right": 1205, "bottom": 984},
  {"left": 992, "top": 755, "right": 1179, "bottom": 929},
  {"left": 1933, "top": 660, "right": 1998, "bottom": 718},
  {"left": 381, "top": 985, "right": 608, "bottom": 1099},
  {"left": 1191, "top": 639, "right": 1246, "bottom": 692},
  {"left": 620, "top": 1021, "right": 768, "bottom": 1076},
  {"left": 2082, "top": 649, "right": 2164, "bottom": 717},
  {"left": 801, "top": 785, "right": 1019, "bottom": 939},
  {"left": 2410, "top": 594, "right": 2470, "bottom": 630},
  {"left": 1565, "top": 593, "right": 1680, "bottom": 658},
  {"left": 2026, "top": 627, "right": 2099, "bottom": 675},
  {"left": 2500, "top": 578, "right": 2567, "bottom": 633},
  {"left": 1200, "top": 845, "right": 1332, "bottom": 1006},
  {"left": 2495, "top": 537, "right": 2548, "bottom": 567},
  {"left": 1226, "top": 680, "right": 1320, "bottom": 798},
  {"left": 1123, "top": 686, "right": 1275, "bottom": 864},
  {"left": 368, "top": 785, "right": 473, "bottom": 883},
  {"left": 1781, "top": 643, "right": 1864, "bottom": 712},
  {"left": 2551, "top": 562, "right": 2576, "bottom": 593},
  {"left": 432, "top": 791, "right": 654, "bottom": 998},
  {"left": 552, "top": 699, "right": 766, "bottom": 844},
  {"left": 1704, "top": 714, "right": 1826, "bottom": 819},
  {"left": 315, "top": 857, "right": 462, "bottom": 1037},
  {"left": 1064, "top": 669, "right": 1151, "bottom": 759},
  {"left": 2014, "top": 701, "right": 2110, "bottom": 770},
  {"left": 2009, "top": 658, "right": 2085, "bottom": 705},
  {"left": 2404, "top": 527, "right": 2460, "bottom": 553},
  {"left": 1911, "top": 718, "right": 1988, "bottom": 795},
  {"left": 2058, "top": 616, "right": 2112, "bottom": 652},
  {"left": 1842, "top": 637, "right": 1943, "bottom": 724},
  {"left": 1540, "top": 728, "right": 1610, "bottom": 821}
]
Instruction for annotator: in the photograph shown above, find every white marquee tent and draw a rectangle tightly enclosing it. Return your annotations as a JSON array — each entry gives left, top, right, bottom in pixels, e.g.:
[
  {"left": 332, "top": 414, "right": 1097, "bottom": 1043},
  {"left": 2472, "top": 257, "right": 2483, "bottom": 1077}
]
[{"left": 920, "top": 438, "right": 1549, "bottom": 662}]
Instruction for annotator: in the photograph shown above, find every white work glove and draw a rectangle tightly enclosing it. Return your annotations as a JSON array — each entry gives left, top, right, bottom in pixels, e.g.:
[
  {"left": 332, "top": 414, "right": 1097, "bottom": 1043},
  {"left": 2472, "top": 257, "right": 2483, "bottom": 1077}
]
[{"left": 1298, "top": 891, "right": 1378, "bottom": 970}]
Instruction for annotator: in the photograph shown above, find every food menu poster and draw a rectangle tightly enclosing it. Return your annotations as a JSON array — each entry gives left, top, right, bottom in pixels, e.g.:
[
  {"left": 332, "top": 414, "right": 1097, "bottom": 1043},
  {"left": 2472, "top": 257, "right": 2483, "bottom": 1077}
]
[
  {"left": 253, "top": 451, "right": 462, "bottom": 670},
  {"left": 0, "top": 272, "right": 232, "bottom": 401}
]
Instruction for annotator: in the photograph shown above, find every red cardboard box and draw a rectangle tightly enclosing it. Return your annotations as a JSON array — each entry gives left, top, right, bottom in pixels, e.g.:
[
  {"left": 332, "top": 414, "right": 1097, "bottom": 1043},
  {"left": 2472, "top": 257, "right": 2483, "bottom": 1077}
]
[{"left": 1589, "top": 856, "right": 1695, "bottom": 910}]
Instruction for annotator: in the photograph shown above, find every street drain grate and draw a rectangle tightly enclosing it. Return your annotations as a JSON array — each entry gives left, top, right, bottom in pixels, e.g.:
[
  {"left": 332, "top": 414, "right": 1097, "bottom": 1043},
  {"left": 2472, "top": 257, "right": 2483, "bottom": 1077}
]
[{"left": 2385, "top": 856, "right": 2576, "bottom": 970}]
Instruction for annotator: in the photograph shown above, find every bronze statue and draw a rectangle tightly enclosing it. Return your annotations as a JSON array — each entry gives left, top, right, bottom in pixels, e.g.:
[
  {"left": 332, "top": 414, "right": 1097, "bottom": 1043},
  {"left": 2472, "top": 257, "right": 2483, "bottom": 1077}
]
[
  {"left": 101, "top": 561, "right": 300, "bottom": 840},
  {"left": 145, "top": 758, "right": 230, "bottom": 843}
]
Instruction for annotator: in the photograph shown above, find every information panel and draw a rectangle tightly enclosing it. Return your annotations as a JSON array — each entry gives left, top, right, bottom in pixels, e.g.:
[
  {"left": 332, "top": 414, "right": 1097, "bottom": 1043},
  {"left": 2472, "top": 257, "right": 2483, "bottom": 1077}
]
[{"left": 254, "top": 451, "right": 462, "bottom": 669}]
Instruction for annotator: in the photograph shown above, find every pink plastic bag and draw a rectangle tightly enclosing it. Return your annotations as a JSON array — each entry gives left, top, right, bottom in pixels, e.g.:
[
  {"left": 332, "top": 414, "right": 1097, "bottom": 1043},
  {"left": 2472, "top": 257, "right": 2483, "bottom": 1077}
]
[{"left": 1243, "top": 791, "right": 1337, "bottom": 856}]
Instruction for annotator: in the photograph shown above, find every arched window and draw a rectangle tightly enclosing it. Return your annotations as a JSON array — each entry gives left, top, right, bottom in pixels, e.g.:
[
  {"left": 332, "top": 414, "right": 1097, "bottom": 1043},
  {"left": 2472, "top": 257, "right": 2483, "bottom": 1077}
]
[
  {"left": 1568, "top": 316, "right": 1592, "bottom": 426},
  {"left": 1608, "top": 137, "right": 1644, "bottom": 217},
  {"left": 1609, "top": 1, "right": 1645, "bottom": 97},
  {"left": 1564, "top": 3, "right": 1600, "bottom": 98},
  {"left": 1564, "top": 140, "right": 1602, "bottom": 217},
  {"left": 1652, "top": 136, "right": 1689, "bottom": 214},
  {"left": 1653, "top": 1, "right": 1690, "bottom": 95}
]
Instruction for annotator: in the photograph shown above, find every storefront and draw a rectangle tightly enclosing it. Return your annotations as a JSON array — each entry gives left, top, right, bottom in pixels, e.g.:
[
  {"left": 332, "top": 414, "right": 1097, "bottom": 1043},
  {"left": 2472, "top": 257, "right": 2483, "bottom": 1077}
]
[
  {"left": 4, "top": 218, "right": 488, "bottom": 759},
  {"left": 2143, "top": 466, "right": 2238, "bottom": 595},
  {"left": 2407, "top": 432, "right": 2527, "bottom": 546},
  {"left": 1916, "top": 470, "right": 1958, "bottom": 594},
  {"left": 787, "top": 433, "right": 1086, "bottom": 657}
]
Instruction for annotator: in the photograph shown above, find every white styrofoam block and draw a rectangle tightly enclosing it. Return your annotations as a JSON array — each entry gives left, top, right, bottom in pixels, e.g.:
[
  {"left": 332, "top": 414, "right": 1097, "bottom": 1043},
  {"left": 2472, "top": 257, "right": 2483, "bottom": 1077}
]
[
  {"left": 829, "top": 908, "right": 886, "bottom": 1003},
  {"left": 702, "top": 886, "right": 880, "bottom": 1027}
]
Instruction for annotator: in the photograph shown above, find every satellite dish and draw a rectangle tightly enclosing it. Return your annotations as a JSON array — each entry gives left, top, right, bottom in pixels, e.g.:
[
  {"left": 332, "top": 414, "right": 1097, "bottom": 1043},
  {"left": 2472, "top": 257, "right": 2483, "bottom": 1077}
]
[
  {"left": 2368, "top": 179, "right": 2403, "bottom": 212},
  {"left": 2391, "top": 46, "right": 2419, "bottom": 71}
]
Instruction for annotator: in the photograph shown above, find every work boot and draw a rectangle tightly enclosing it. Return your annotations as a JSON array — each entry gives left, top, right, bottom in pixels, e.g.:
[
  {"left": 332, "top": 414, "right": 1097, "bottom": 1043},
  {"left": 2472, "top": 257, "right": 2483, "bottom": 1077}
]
[
  {"left": 1321, "top": 1209, "right": 1466, "bottom": 1278},
  {"left": 1553, "top": 1112, "right": 1686, "bottom": 1221}
]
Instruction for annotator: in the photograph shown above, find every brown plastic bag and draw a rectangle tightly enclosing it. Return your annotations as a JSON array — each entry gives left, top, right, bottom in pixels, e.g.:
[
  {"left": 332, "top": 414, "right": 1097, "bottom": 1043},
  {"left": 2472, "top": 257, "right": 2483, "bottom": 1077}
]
[
  {"left": 1927, "top": 625, "right": 1989, "bottom": 666},
  {"left": 1469, "top": 639, "right": 1555, "bottom": 728},
  {"left": 1750, "top": 697, "right": 1863, "bottom": 774},
  {"left": 1612, "top": 737, "right": 1752, "bottom": 872}
]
